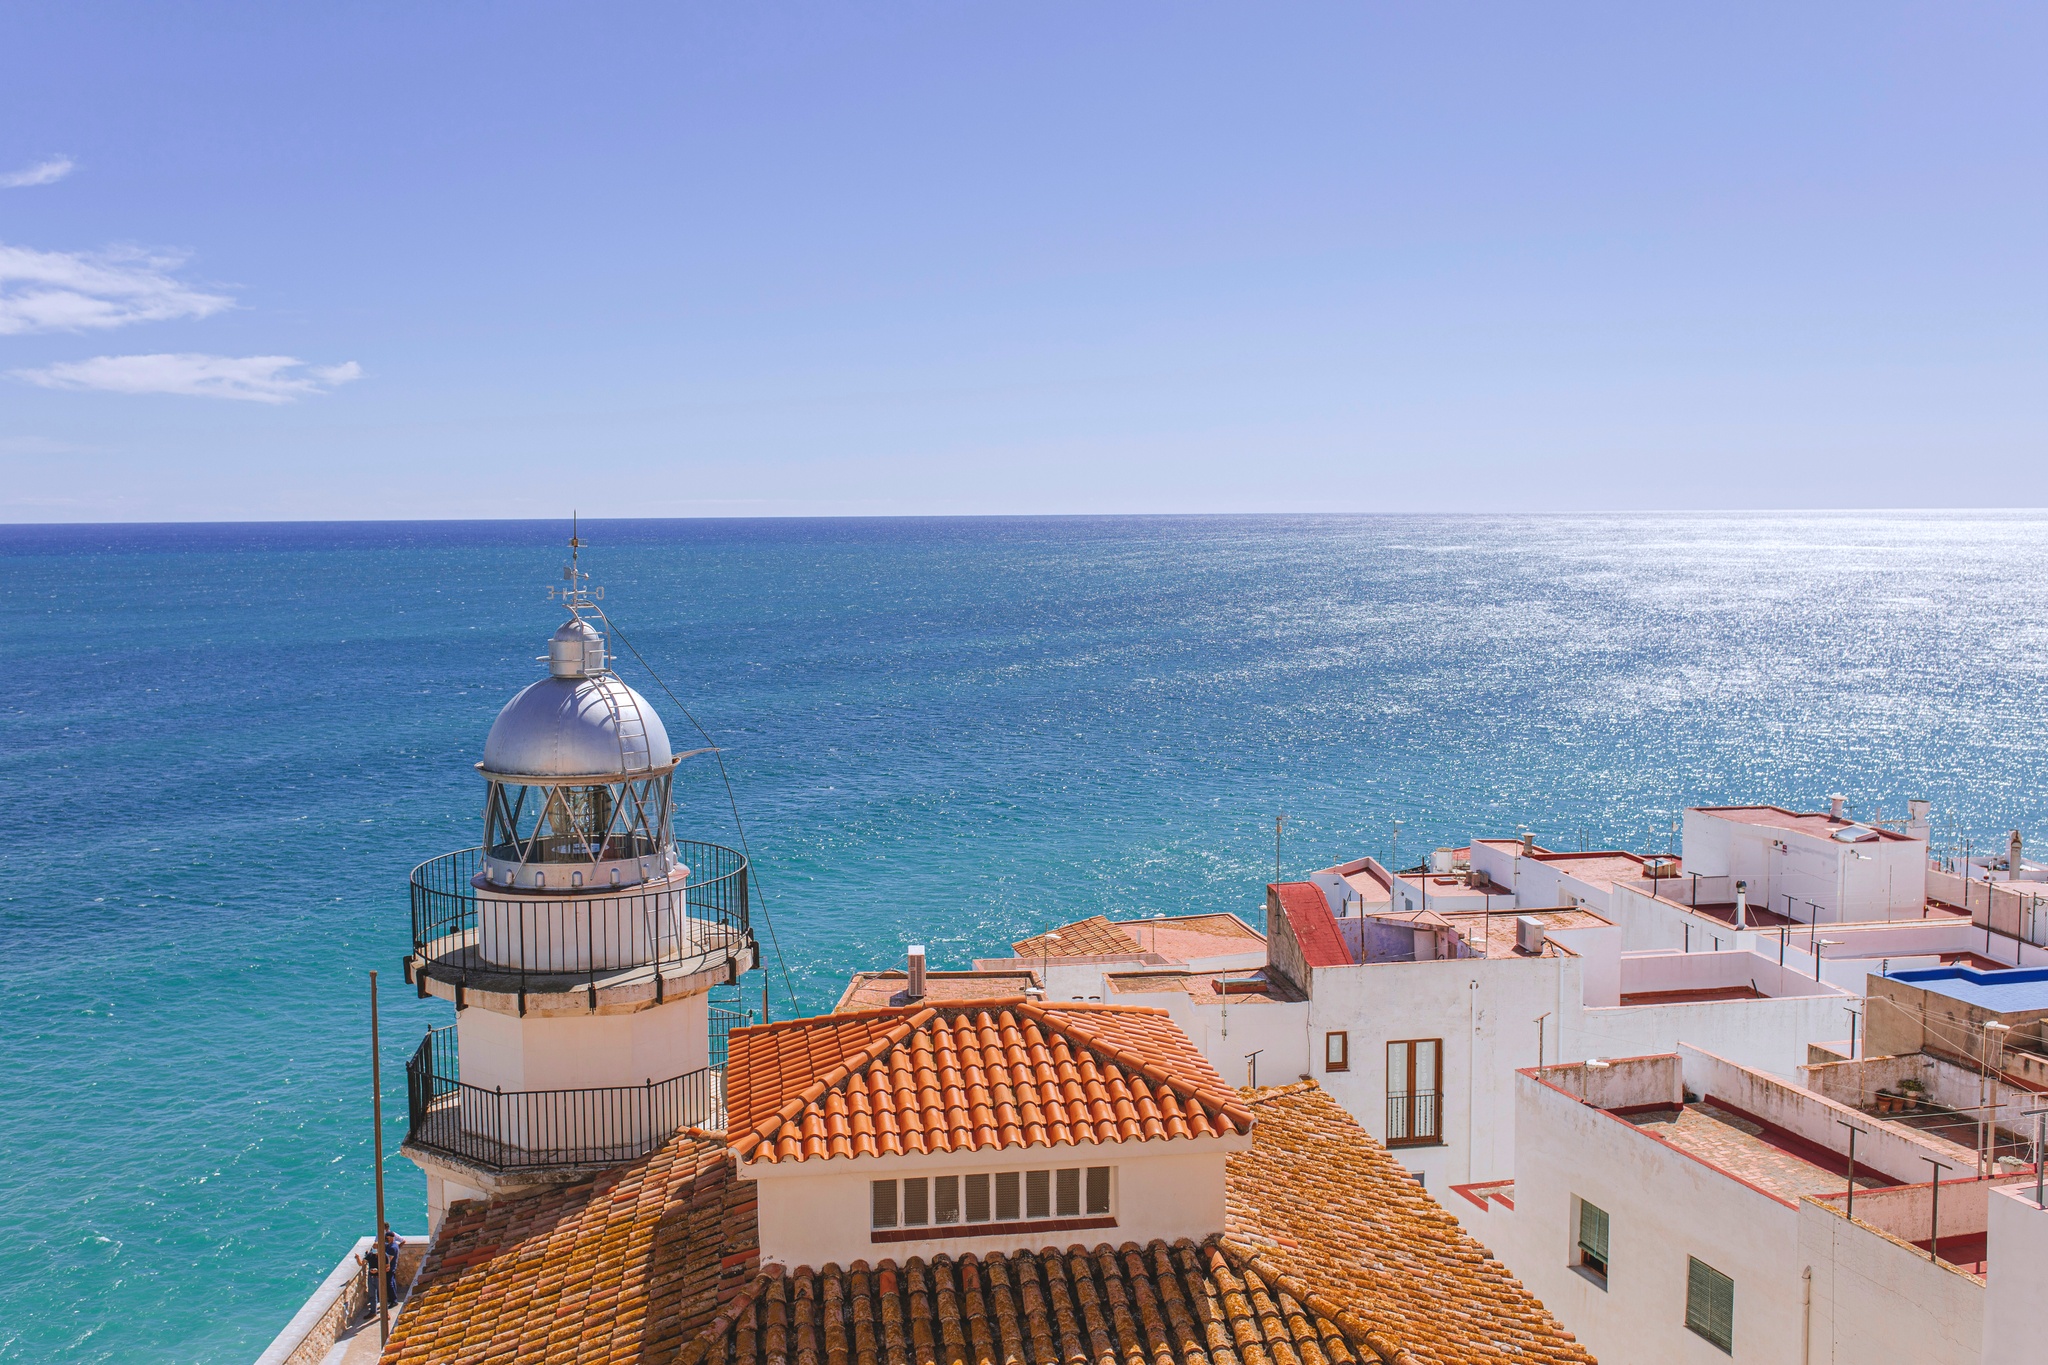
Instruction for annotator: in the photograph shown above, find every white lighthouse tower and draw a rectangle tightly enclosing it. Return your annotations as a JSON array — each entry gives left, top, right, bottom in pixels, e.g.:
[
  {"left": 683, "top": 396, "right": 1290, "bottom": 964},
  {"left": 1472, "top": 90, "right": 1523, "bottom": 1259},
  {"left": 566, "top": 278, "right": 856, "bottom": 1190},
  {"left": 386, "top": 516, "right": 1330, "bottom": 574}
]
[{"left": 402, "top": 541, "right": 753, "bottom": 1228}]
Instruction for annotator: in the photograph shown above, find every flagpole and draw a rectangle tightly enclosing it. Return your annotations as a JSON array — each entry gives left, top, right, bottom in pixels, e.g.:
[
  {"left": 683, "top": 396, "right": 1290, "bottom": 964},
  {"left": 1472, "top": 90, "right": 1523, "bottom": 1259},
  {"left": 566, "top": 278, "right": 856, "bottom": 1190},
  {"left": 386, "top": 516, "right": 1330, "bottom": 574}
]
[{"left": 371, "top": 970, "right": 390, "bottom": 1344}]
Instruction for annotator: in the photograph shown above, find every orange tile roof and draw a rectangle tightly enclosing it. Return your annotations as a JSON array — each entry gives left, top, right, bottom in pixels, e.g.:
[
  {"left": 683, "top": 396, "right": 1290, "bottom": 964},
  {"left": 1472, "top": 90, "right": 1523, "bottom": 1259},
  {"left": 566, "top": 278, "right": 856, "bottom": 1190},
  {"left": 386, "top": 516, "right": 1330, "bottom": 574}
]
[
  {"left": 831, "top": 968, "right": 1041, "bottom": 1013},
  {"left": 378, "top": 1133, "right": 757, "bottom": 1365},
  {"left": 1012, "top": 914, "right": 1143, "bottom": 958},
  {"left": 702, "top": 1240, "right": 1386, "bottom": 1365},
  {"left": 387, "top": 1083, "right": 1591, "bottom": 1365},
  {"left": 1227, "top": 1083, "right": 1593, "bottom": 1364},
  {"left": 725, "top": 1000, "right": 1255, "bottom": 1165}
]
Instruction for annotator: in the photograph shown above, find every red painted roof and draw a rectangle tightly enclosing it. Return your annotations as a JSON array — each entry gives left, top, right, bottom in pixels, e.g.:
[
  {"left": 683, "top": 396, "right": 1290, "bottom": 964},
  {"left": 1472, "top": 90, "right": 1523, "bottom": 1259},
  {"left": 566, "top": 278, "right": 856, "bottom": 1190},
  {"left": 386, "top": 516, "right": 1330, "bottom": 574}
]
[{"left": 1270, "top": 881, "right": 1351, "bottom": 968}]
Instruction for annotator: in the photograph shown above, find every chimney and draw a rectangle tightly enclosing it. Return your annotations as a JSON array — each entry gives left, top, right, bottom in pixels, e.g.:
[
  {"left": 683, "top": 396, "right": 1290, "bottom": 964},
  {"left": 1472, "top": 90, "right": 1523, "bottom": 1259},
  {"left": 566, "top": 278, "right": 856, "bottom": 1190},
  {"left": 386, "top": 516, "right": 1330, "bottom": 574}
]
[
  {"left": 1733, "top": 880, "right": 1748, "bottom": 931},
  {"left": 1828, "top": 794, "right": 1846, "bottom": 822},
  {"left": 2011, "top": 831, "right": 2024, "bottom": 880},
  {"left": 1521, "top": 832, "right": 1536, "bottom": 855},
  {"left": 906, "top": 944, "right": 927, "bottom": 1001},
  {"left": 1907, "top": 798, "right": 1932, "bottom": 841}
]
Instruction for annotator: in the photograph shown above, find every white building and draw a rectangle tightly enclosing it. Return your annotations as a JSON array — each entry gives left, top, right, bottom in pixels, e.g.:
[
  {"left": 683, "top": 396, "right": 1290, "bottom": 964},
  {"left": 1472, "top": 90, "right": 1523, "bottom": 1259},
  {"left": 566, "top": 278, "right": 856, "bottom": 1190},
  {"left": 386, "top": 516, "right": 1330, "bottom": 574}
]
[
  {"left": 1465, "top": 1046, "right": 2048, "bottom": 1365},
  {"left": 1267, "top": 878, "right": 1856, "bottom": 1192}
]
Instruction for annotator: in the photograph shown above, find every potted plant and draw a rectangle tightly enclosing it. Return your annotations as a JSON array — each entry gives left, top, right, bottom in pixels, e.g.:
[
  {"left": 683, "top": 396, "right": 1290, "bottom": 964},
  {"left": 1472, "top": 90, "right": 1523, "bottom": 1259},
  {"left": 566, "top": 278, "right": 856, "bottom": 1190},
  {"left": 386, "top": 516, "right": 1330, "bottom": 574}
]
[{"left": 1898, "top": 1077, "right": 1925, "bottom": 1111}]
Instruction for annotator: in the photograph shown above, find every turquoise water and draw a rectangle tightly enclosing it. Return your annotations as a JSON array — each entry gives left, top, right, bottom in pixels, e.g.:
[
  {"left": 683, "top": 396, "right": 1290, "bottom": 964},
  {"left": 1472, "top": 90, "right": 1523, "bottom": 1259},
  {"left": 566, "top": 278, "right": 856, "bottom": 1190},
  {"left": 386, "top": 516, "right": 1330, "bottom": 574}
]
[{"left": 4, "top": 512, "right": 2047, "bottom": 1361}]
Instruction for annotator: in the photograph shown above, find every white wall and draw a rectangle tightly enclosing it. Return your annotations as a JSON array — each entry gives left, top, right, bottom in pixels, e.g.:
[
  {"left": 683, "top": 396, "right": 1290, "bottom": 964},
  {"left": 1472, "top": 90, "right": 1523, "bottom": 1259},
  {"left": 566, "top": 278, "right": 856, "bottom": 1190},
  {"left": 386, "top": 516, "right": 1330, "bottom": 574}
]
[
  {"left": 1983, "top": 1186, "right": 2048, "bottom": 1364},
  {"left": 1161, "top": 998, "right": 1310, "bottom": 1090},
  {"left": 1799, "top": 1199, "right": 1984, "bottom": 1365},
  {"left": 457, "top": 991, "right": 709, "bottom": 1094},
  {"left": 1680, "top": 810, "right": 1928, "bottom": 923},
  {"left": 743, "top": 1138, "right": 1239, "bottom": 1270},
  {"left": 1308, "top": 955, "right": 1572, "bottom": 1189},
  {"left": 1489, "top": 1068, "right": 1806, "bottom": 1365}
]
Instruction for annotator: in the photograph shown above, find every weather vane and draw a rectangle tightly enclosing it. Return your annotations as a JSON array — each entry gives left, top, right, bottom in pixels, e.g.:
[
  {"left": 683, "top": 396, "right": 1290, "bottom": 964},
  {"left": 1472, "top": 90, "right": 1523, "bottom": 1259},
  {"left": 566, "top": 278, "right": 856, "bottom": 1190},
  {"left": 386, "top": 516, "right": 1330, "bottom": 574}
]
[{"left": 546, "top": 511, "right": 604, "bottom": 612}]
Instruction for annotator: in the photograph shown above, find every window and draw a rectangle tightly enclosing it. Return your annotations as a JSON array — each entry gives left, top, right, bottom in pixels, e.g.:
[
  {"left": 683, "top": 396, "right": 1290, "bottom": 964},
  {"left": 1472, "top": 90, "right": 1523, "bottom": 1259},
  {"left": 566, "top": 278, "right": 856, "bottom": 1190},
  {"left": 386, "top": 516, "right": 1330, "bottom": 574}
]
[
  {"left": 1325, "top": 1032, "right": 1349, "bottom": 1072},
  {"left": 1385, "top": 1039, "right": 1442, "bottom": 1146},
  {"left": 1574, "top": 1199, "right": 1610, "bottom": 1285},
  {"left": 1086, "top": 1166, "right": 1111, "bottom": 1215},
  {"left": 870, "top": 1167, "right": 1113, "bottom": 1234},
  {"left": 872, "top": 1180, "right": 898, "bottom": 1229},
  {"left": 1056, "top": 1167, "right": 1081, "bottom": 1217},
  {"left": 1685, "top": 1257, "right": 1734, "bottom": 1353}
]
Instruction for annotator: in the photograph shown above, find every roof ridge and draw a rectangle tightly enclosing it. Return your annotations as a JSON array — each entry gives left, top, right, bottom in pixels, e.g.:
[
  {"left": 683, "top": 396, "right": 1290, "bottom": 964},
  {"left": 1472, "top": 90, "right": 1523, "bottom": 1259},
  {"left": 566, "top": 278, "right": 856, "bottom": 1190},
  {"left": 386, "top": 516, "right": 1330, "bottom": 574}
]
[
  {"left": 1021, "top": 999, "right": 1256, "bottom": 1129},
  {"left": 1242, "top": 1079, "right": 1321, "bottom": 1106},
  {"left": 730, "top": 1008, "right": 937, "bottom": 1158}
]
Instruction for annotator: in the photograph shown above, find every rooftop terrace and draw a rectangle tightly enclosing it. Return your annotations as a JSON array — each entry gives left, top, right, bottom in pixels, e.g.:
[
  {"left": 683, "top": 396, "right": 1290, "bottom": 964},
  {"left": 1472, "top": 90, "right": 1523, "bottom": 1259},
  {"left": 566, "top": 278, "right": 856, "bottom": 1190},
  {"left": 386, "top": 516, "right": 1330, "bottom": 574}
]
[{"left": 1624, "top": 1099, "right": 1899, "bottom": 1202}]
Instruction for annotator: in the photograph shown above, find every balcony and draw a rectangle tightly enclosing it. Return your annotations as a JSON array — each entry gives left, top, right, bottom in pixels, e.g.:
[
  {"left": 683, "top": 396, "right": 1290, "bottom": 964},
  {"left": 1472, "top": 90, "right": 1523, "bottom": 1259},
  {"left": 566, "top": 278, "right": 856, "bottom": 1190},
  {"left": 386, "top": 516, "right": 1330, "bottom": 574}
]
[
  {"left": 404, "top": 1006, "right": 744, "bottom": 1176},
  {"left": 409, "top": 842, "right": 750, "bottom": 1002}
]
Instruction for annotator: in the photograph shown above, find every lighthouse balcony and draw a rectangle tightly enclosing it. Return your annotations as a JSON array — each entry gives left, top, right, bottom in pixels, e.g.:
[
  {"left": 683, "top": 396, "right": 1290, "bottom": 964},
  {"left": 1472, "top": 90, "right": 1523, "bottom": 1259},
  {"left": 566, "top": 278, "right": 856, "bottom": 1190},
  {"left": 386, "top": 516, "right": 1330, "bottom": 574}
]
[
  {"left": 407, "top": 842, "right": 752, "bottom": 1007},
  {"left": 402, "top": 1013, "right": 741, "bottom": 1177}
]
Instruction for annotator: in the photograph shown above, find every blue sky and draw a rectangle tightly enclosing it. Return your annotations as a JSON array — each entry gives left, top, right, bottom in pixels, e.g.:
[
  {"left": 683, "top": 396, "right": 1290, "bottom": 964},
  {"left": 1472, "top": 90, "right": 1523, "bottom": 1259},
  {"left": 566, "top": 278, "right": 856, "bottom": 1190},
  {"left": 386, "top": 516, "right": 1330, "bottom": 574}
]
[{"left": 2, "top": 4, "right": 2044, "bottom": 520}]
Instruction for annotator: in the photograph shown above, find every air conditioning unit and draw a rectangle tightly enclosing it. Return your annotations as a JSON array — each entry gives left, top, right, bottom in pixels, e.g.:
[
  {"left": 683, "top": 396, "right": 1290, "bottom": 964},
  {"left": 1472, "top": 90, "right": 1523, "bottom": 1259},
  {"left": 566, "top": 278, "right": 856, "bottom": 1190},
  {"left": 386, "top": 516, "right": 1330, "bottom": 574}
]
[{"left": 1516, "top": 916, "right": 1546, "bottom": 954}]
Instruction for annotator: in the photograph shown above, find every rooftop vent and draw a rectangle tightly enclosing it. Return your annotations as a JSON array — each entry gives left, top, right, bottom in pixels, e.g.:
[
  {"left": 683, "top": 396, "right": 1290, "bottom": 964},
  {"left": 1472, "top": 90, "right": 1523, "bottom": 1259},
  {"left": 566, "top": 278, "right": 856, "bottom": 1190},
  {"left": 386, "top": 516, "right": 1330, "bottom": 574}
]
[
  {"left": 906, "top": 945, "right": 926, "bottom": 1001},
  {"left": 1828, "top": 794, "right": 1846, "bottom": 821},
  {"left": 1515, "top": 916, "right": 1546, "bottom": 954}
]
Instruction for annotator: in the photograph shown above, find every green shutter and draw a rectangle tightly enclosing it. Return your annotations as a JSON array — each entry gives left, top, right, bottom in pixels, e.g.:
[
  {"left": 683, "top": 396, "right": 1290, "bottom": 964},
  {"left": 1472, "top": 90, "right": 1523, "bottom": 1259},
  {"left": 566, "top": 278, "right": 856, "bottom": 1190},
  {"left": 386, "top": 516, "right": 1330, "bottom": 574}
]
[
  {"left": 1686, "top": 1257, "right": 1734, "bottom": 1353},
  {"left": 1577, "top": 1201, "right": 1609, "bottom": 1263}
]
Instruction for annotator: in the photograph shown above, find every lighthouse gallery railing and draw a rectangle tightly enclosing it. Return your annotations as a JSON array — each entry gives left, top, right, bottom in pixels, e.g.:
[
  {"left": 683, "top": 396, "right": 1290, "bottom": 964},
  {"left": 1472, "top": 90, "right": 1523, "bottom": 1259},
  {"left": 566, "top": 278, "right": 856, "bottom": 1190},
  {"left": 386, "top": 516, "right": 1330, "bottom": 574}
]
[
  {"left": 405, "top": 1008, "right": 743, "bottom": 1172},
  {"left": 409, "top": 841, "right": 749, "bottom": 991}
]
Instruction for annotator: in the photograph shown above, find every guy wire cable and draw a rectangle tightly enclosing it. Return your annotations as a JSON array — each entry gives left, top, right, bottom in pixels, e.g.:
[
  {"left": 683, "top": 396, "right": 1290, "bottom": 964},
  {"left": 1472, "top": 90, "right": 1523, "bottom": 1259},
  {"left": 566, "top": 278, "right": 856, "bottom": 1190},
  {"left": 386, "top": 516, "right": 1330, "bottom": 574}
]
[{"left": 596, "top": 606, "right": 802, "bottom": 1015}]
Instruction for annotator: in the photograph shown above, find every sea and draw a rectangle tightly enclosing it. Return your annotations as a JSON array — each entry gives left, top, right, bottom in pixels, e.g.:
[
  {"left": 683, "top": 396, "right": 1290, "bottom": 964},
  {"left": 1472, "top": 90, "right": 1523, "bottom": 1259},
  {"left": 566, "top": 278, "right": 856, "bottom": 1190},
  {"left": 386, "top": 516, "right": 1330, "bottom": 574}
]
[{"left": 4, "top": 512, "right": 2046, "bottom": 1361}]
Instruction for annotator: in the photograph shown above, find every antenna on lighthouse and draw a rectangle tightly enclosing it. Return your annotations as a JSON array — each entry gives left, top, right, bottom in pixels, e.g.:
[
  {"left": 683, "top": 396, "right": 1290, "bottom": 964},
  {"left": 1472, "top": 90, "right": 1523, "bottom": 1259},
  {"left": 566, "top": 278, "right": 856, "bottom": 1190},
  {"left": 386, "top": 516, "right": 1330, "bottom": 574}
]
[{"left": 547, "top": 512, "right": 603, "bottom": 612}]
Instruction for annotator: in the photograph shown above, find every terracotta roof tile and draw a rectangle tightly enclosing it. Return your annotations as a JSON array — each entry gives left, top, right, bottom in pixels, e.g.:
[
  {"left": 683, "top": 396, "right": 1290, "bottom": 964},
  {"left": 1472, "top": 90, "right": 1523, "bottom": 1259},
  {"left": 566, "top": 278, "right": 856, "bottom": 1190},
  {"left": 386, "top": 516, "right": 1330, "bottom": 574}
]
[
  {"left": 386, "top": 1084, "right": 1590, "bottom": 1365},
  {"left": 1226, "top": 1082, "right": 1593, "bottom": 1365},
  {"left": 725, "top": 1000, "right": 1255, "bottom": 1164},
  {"left": 378, "top": 1133, "right": 757, "bottom": 1365},
  {"left": 1013, "top": 914, "right": 1144, "bottom": 959}
]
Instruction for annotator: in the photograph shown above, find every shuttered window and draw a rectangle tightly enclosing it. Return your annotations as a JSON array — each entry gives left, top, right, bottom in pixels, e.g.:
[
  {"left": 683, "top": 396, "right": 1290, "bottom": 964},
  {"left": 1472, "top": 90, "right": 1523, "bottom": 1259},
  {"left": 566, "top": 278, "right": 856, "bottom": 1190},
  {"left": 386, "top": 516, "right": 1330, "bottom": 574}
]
[
  {"left": 1685, "top": 1257, "right": 1734, "bottom": 1353},
  {"left": 1575, "top": 1200, "right": 1609, "bottom": 1281},
  {"left": 870, "top": 1166, "right": 1114, "bottom": 1236},
  {"left": 871, "top": 1180, "right": 898, "bottom": 1229},
  {"left": 1056, "top": 1167, "right": 1081, "bottom": 1217},
  {"left": 1026, "top": 1169, "right": 1051, "bottom": 1219},
  {"left": 902, "top": 1177, "right": 929, "bottom": 1227}
]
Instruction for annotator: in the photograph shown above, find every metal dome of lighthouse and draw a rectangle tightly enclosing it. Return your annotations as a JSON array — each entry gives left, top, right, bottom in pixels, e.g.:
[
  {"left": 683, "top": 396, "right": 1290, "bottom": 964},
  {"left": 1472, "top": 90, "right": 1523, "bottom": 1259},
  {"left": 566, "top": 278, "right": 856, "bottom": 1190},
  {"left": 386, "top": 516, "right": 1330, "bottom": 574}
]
[{"left": 472, "top": 533, "right": 699, "bottom": 893}]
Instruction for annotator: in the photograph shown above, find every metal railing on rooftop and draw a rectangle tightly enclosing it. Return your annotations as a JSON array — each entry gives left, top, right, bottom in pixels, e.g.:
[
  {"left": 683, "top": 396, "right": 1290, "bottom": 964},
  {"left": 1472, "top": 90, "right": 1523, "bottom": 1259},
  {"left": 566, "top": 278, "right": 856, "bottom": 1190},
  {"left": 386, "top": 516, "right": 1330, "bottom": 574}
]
[
  {"left": 404, "top": 1020, "right": 738, "bottom": 1174},
  {"left": 409, "top": 842, "right": 749, "bottom": 993}
]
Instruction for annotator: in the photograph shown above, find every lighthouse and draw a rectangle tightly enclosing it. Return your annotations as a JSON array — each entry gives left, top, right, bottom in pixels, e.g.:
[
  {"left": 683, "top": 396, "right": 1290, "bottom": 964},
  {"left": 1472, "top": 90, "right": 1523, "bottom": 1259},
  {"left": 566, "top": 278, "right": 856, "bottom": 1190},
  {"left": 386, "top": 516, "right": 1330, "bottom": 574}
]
[{"left": 401, "top": 545, "right": 753, "bottom": 1228}]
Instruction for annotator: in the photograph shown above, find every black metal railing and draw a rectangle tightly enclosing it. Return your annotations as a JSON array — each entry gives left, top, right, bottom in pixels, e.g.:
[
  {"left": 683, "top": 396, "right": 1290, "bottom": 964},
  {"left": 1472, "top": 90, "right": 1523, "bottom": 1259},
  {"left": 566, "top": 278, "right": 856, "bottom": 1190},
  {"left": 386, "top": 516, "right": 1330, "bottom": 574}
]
[
  {"left": 709, "top": 1003, "right": 744, "bottom": 1070},
  {"left": 1386, "top": 1090, "right": 1441, "bottom": 1145},
  {"left": 410, "top": 841, "right": 749, "bottom": 990},
  {"left": 404, "top": 1025, "right": 727, "bottom": 1172}
]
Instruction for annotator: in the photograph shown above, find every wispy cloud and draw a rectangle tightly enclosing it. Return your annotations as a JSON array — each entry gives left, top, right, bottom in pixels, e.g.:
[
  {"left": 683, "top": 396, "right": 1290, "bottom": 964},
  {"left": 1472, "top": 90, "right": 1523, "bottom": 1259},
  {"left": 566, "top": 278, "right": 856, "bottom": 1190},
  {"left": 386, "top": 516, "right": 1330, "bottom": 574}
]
[
  {"left": 13, "top": 353, "right": 363, "bottom": 403},
  {"left": 0, "top": 156, "right": 74, "bottom": 189},
  {"left": 0, "top": 243, "right": 232, "bottom": 335}
]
